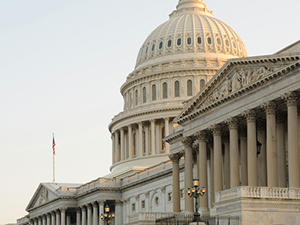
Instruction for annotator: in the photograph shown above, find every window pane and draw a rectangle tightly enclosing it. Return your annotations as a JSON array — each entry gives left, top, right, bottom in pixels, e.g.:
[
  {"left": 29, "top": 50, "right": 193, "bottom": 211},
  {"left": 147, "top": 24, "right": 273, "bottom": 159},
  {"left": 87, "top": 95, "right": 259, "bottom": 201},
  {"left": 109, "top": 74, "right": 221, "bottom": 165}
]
[
  {"left": 177, "top": 38, "right": 182, "bottom": 46},
  {"left": 135, "top": 90, "right": 138, "bottom": 105},
  {"left": 175, "top": 81, "right": 180, "bottom": 97},
  {"left": 152, "top": 85, "right": 156, "bottom": 101},
  {"left": 143, "top": 87, "right": 147, "bottom": 103},
  {"left": 159, "top": 41, "right": 163, "bottom": 49},
  {"left": 187, "top": 80, "right": 193, "bottom": 96},
  {"left": 168, "top": 40, "right": 172, "bottom": 47},
  {"left": 187, "top": 37, "right": 192, "bottom": 45},
  {"left": 163, "top": 82, "right": 168, "bottom": 99}
]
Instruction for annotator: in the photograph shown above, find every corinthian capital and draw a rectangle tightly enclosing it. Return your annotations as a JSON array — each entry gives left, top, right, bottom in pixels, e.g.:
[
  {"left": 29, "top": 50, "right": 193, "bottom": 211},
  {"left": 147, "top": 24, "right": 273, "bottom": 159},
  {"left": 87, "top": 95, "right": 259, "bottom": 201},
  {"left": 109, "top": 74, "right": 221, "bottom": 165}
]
[
  {"left": 282, "top": 91, "right": 298, "bottom": 106},
  {"left": 169, "top": 152, "right": 183, "bottom": 162},
  {"left": 243, "top": 109, "right": 256, "bottom": 122},
  {"left": 262, "top": 101, "right": 276, "bottom": 115}
]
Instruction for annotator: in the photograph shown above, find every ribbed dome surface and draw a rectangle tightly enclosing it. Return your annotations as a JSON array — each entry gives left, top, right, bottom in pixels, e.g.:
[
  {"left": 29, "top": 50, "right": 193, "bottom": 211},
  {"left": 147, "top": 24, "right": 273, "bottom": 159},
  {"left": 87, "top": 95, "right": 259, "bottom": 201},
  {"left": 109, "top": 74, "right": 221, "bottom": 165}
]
[{"left": 135, "top": 0, "right": 247, "bottom": 69}]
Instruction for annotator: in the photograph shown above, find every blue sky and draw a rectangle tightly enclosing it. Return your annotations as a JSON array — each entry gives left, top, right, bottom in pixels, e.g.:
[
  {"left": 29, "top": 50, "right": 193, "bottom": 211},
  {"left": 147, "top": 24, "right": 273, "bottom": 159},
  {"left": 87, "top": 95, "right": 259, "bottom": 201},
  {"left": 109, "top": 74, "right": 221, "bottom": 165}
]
[{"left": 0, "top": 0, "right": 299, "bottom": 223}]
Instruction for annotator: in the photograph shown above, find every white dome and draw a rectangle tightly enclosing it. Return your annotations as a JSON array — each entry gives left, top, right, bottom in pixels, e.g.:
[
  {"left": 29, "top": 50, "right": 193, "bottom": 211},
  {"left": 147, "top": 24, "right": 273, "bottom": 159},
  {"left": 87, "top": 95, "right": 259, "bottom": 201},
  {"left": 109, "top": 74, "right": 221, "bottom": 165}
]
[{"left": 135, "top": 0, "right": 247, "bottom": 70}]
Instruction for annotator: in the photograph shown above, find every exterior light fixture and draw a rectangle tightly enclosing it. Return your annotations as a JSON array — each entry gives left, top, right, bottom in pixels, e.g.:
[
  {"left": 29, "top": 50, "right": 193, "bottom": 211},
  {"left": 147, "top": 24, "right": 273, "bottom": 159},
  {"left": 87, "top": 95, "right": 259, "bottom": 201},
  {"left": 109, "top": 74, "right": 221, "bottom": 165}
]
[
  {"left": 100, "top": 205, "right": 115, "bottom": 225},
  {"left": 187, "top": 179, "right": 206, "bottom": 222}
]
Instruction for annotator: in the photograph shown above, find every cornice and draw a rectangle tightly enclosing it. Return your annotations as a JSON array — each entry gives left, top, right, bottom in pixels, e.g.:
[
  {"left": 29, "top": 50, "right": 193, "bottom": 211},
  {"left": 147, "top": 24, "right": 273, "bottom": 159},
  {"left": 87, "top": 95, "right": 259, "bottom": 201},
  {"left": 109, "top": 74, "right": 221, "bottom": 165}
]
[
  {"left": 164, "top": 129, "right": 183, "bottom": 144},
  {"left": 175, "top": 54, "right": 300, "bottom": 124}
]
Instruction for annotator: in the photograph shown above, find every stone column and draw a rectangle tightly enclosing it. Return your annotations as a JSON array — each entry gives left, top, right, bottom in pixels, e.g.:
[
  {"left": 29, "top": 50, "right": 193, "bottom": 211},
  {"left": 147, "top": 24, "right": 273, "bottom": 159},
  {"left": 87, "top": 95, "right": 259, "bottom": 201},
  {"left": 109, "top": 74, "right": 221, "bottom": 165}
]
[
  {"left": 42, "top": 215, "right": 46, "bottom": 225},
  {"left": 212, "top": 125, "right": 223, "bottom": 193},
  {"left": 164, "top": 118, "right": 170, "bottom": 153},
  {"left": 55, "top": 211, "right": 60, "bottom": 225},
  {"left": 169, "top": 153, "right": 182, "bottom": 212},
  {"left": 183, "top": 138, "right": 194, "bottom": 212},
  {"left": 93, "top": 203, "right": 98, "bottom": 225},
  {"left": 60, "top": 209, "right": 66, "bottom": 225},
  {"left": 120, "top": 128, "right": 125, "bottom": 161},
  {"left": 264, "top": 102, "right": 278, "bottom": 187},
  {"left": 66, "top": 215, "right": 70, "bottom": 225},
  {"left": 228, "top": 119, "right": 239, "bottom": 188},
  {"left": 76, "top": 209, "right": 81, "bottom": 225},
  {"left": 128, "top": 125, "right": 133, "bottom": 159},
  {"left": 196, "top": 131, "right": 208, "bottom": 209},
  {"left": 156, "top": 122, "right": 161, "bottom": 153},
  {"left": 111, "top": 135, "right": 115, "bottom": 164},
  {"left": 114, "top": 132, "right": 120, "bottom": 162},
  {"left": 87, "top": 205, "right": 92, "bottom": 225},
  {"left": 38, "top": 217, "right": 42, "bottom": 225},
  {"left": 138, "top": 122, "right": 143, "bottom": 157},
  {"left": 115, "top": 201, "right": 123, "bottom": 225},
  {"left": 46, "top": 215, "right": 50, "bottom": 225},
  {"left": 81, "top": 207, "right": 86, "bottom": 225},
  {"left": 51, "top": 213, "right": 55, "bottom": 225},
  {"left": 245, "top": 110, "right": 258, "bottom": 186},
  {"left": 145, "top": 125, "right": 150, "bottom": 155},
  {"left": 151, "top": 120, "right": 156, "bottom": 155},
  {"left": 240, "top": 130, "right": 248, "bottom": 186},
  {"left": 277, "top": 114, "right": 287, "bottom": 187},
  {"left": 98, "top": 201, "right": 104, "bottom": 225},
  {"left": 223, "top": 139, "right": 230, "bottom": 189},
  {"left": 285, "top": 93, "right": 300, "bottom": 187},
  {"left": 34, "top": 219, "right": 38, "bottom": 225}
]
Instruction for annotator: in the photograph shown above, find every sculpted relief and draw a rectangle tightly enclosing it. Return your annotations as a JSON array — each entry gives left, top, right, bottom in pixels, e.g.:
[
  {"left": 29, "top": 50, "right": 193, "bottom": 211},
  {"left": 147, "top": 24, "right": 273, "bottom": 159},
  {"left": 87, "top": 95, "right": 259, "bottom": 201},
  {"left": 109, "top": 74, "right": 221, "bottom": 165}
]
[
  {"left": 38, "top": 187, "right": 49, "bottom": 206},
  {"left": 199, "top": 65, "right": 276, "bottom": 109}
]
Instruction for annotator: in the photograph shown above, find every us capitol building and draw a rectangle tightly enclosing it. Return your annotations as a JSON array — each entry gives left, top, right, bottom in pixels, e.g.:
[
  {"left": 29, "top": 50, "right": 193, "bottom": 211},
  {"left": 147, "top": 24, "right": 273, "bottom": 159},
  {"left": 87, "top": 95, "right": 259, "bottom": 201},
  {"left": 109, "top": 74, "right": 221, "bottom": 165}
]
[{"left": 17, "top": 0, "right": 300, "bottom": 224}]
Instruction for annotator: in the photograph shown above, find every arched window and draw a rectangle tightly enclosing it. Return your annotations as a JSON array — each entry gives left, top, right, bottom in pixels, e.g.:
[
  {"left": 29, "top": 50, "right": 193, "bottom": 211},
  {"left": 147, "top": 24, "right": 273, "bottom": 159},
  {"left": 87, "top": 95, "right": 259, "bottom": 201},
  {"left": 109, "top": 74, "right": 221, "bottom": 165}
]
[
  {"left": 152, "top": 84, "right": 157, "bottom": 101},
  {"left": 163, "top": 82, "right": 168, "bottom": 99},
  {"left": 187, "top": 80, "right": 193, "bottom": 96},
  {"left": 174, "top": 81, "right": 180, "bottom": 97},
  {"left": 129, "top": 93, "right": 133, "bottom": 107},
  {"left": 200, "top": 79, "right": 206, "bottom": 91},
  {"left": 135, "top": 90, "right": 138, "bottom": 106},
  {"left": 143, "top": 87, "right": 147, "bottom": 103}
]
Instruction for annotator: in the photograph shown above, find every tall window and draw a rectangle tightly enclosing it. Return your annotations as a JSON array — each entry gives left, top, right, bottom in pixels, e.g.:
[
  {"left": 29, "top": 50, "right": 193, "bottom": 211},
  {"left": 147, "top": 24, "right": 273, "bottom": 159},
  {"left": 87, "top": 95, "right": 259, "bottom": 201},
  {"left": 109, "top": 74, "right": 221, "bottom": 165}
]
[
  {"left": 135, "top": 90, "right": 138, "bottom": 106},
  {"left": 152, "top": 84, "right": 157, "bottom": 101},
  {"left": 200, "top": 79, "right": 206, "bottom": 91},
  {"left": 187, "top": 80, "right": 193, "bottom": 96},
  {"left": 174, "top": 81, "right": 180, "bottom": 97},
  {"left": 130, "top": 93, "right": 133, "bottom": 107},
  {"left": 143, "top": 87, "right": 147, "bottom": 103},
  {"left": 163, "top": 82, "right": 168, "bottom": 99}
]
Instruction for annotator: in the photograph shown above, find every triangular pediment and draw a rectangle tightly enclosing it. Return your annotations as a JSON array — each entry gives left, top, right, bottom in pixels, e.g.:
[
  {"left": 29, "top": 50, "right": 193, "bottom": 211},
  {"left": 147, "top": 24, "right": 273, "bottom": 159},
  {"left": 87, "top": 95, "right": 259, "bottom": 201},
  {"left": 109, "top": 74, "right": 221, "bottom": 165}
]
[
  {"left": 26, "top": 183, "right": 59, "bottom": 210},
  {"left": 176, "top": 54, "right": 300, "bottom": 124}
]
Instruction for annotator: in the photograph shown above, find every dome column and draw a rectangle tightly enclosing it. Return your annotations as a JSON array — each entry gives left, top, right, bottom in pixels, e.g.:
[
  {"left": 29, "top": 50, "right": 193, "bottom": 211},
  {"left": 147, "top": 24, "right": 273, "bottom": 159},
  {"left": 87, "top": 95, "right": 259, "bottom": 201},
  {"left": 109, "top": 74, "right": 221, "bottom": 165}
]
[
  {"left": 138, "top": 122, "right": 143, "bottom": 157},
  {"left": 120, "top": 128, "right": 125, "bottom": 161},
  {"left": 151, "top": 120, "right": 156, "bottom": 155},
  {"left": 114, "top": 131, "right": 120, "bottom": 162},
  {"left": 128, "top": 125, "right": 133, "bottom": 159},
  {"left": 164, "top": 118, "right": 170, "bottom": 153}
]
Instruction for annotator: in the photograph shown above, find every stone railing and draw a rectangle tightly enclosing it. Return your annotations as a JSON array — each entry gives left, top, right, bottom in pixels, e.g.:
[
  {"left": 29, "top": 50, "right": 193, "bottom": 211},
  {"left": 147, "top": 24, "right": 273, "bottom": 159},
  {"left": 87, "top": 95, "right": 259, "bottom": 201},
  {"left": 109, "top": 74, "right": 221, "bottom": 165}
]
[
  {"left": 77, "top": 178, "right": 121, "bottom": 195},
  {"left": 216, "top": 186, "right": 300, "bottom": 203},
  {"left": 127, "top": 212, "right": 191, "bottom": 224},
  {"left": 122, "top": 160, "right": 172, "bottom": 185}
]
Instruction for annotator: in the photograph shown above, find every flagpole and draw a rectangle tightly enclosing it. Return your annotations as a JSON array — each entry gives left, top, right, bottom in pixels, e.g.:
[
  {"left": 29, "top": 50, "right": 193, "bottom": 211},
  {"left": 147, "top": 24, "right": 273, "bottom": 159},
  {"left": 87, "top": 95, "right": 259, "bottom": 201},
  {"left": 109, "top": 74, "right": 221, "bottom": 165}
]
[{"left": 52, "top": 133, "right": 56, "bottom": 183}]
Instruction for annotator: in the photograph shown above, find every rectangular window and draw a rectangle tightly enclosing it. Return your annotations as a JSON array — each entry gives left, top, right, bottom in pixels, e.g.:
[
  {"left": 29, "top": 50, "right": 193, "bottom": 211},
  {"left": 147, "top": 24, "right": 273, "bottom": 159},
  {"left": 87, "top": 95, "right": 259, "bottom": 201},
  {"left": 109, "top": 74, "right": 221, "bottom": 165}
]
[
  {"left": 132, "top": 203, "right": 136, "bottom": 212},
  {"left": 141, "top": 200, "right": 145, "bottom": 209},
  {"left": 168, "top": 192, "right": 172, "bottom": 201}
]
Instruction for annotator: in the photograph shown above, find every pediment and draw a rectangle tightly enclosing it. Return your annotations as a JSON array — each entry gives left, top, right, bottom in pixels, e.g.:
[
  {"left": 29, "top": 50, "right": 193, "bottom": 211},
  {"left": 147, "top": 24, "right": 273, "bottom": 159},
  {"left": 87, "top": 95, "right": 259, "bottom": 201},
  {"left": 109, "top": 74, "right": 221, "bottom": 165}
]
[
  {"left": 26, "top": 184, "right": 59, "bottom": 211},
  {"left": 176, "top": 54, "right": 300, "bottom": 124}
]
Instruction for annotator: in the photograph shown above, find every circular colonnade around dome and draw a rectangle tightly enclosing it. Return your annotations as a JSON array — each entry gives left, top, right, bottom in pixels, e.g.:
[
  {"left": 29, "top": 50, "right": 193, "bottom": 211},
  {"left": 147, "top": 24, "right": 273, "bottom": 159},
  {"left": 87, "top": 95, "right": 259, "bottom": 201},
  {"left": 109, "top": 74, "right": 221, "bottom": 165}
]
[{"left": 109, "top": 0, "right": 248, "bottom": 175}]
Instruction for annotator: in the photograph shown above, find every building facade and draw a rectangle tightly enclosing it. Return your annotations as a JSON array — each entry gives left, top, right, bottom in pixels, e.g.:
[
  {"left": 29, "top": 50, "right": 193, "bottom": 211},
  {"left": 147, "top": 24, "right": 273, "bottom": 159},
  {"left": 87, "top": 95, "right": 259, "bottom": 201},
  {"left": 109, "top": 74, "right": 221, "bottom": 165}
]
[{"left": 17, "top": 0, "right": 300, "bottom": 225}]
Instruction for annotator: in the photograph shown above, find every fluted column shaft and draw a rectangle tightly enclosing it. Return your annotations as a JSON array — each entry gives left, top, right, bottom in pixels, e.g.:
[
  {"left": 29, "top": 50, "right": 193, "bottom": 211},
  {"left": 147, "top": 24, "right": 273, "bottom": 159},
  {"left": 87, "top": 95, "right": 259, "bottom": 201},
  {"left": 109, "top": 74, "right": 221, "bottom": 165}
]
[
  {"left": 245, "top": 110, "right": 258, "bottom": 186},
  {"left": 286, "top": 93, "right": 300, "bottom": 187},
  {"left": 98, "top": 201, "right": 104, "bottom": 225},
  {"left": 60, "top": 209, "right": 66, "bottom": 225},
  {"left": 228, "top": 119, "right": 239, "bottom": 187},
  {"left": 66, "top": 215, "right": 70, "bottom": 225},
  {"left": 120, "top": 129, "right": 125, "bottom": 161},
  {"left": 183, "top": 138, "right": 194, "bottom": 212},
  {"left": 170, "top": 153, "right": 182, "bottom": 212},
  {"left": 76, "top": 209, "right": 80, "bottom": 225},
  {"left": 164, "top": 118, "right": 170, "bottom": 153},
  {"left": 42, "top": 215, "right": 46, "bottom": 225},
  {"left": 93, "top": 203, "right": 98, "bottom": 225},
  {"left": 128, "top": 125, "right": 133, "bottom": 159},
  {"left": 151, "top": 120, "right": 156, "bottom": 155},
  {"left": 114, "top": 132, "right": 120, "bottom": 162},
  {"left": 213, "top": 126, "right": 223, "bottom": 193},
  {"left": 240, "top": 132, "right": 248, "bottom": 186},
  {"left": 197, "top": 132, "right": 208, "bottom": 209},
  {"left": 138, "top": 123, "right": 143, "bottom": 156},
  {"left": 277, "top": 115, "right": 287, "bottom": 187},
  {"left": 264, "top": 102, "right": 278, "bottom": 187},
  {"left": 145, "top": 125, "right": 150, "bottom": 155},
  {"left": 111, "top": 135, "right": 115, "bottom": 164},
  {"left": 55, "top": 211, "right": 60, "bottom": 225},
  {"left": 46, "top": 215, "right": 50, "bottom": 225},
  {"left": 81, "top": 207, "right": 86, "bottom": 225},
  {"left": 51, "top": 213, "right": 55, "bottom": 225},
  {"left": 87, "top": 205, "right": 92, "bottom": 225}
]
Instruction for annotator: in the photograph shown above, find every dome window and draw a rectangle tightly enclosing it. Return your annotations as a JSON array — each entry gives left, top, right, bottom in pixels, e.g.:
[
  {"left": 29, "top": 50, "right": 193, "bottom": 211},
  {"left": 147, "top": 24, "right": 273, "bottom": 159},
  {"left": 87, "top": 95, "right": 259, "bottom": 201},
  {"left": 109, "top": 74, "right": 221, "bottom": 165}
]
[
  {"left": 159, "top": 41, "right": 163, "bottom": 49},
  {"left": 152, "top": 44, "right": 155, "bottom": 51},
  {"left": 187, "top": 80, "right": 193, "bottom": 96},
  {"left": 225, "top": 40, "right": 229, "bottom": 46},
  {"left": 217, "top": 38, "right": 221, "bottom": 45},
  {"left": 200, "top": 79, "right": 206, "bottom": 91},
  {"left": 143, "top": 87, "right": 147, "bottom": 103},
  {"left": 197, "top": 37, "right": 202, "bottom": 44},
  {"left": 187, "top": 37, "right": 192, "bottom": 45},
  {"left": 233, "top": 42, "right": 236, "bottom": 48},
  {"left": 175, "top": 81, "right": 180, "bottom": 97},
  {"left": 152, "top": 84, "right": 157, "bottom": 101},
  {"left": 207, "top": 37, "right": 212, "bottom": 45},
  {"left": 168, "top": 40, "right": 172, "bottom": 47},
  {"left": 135, "top": 90, "right": 139, "bottom": 106},
  {"left": 146, "top": 47, "right": 149, "bottom": 54},
  {"left": 177, "top": 38, "right": 182, "bottom": 46},
  {"left": 163, "top": 82, "right": 168, "bottom": 99}
]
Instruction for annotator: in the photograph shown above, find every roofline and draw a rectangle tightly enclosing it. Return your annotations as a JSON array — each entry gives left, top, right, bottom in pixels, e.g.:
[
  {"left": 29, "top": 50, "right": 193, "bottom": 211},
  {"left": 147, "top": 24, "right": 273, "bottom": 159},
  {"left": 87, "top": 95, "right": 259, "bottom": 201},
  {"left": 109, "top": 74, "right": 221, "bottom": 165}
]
[{"left": 276, "top": 40, "right": 300, "bottom": 54}]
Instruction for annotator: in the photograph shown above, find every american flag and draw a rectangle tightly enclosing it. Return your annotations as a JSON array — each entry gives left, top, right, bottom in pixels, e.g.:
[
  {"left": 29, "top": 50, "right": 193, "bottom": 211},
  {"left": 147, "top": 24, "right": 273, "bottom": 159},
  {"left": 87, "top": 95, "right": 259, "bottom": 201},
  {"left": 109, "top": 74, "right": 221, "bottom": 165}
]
[{"left": 52, "top": 135, "right": 56, "bottom": 155}]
